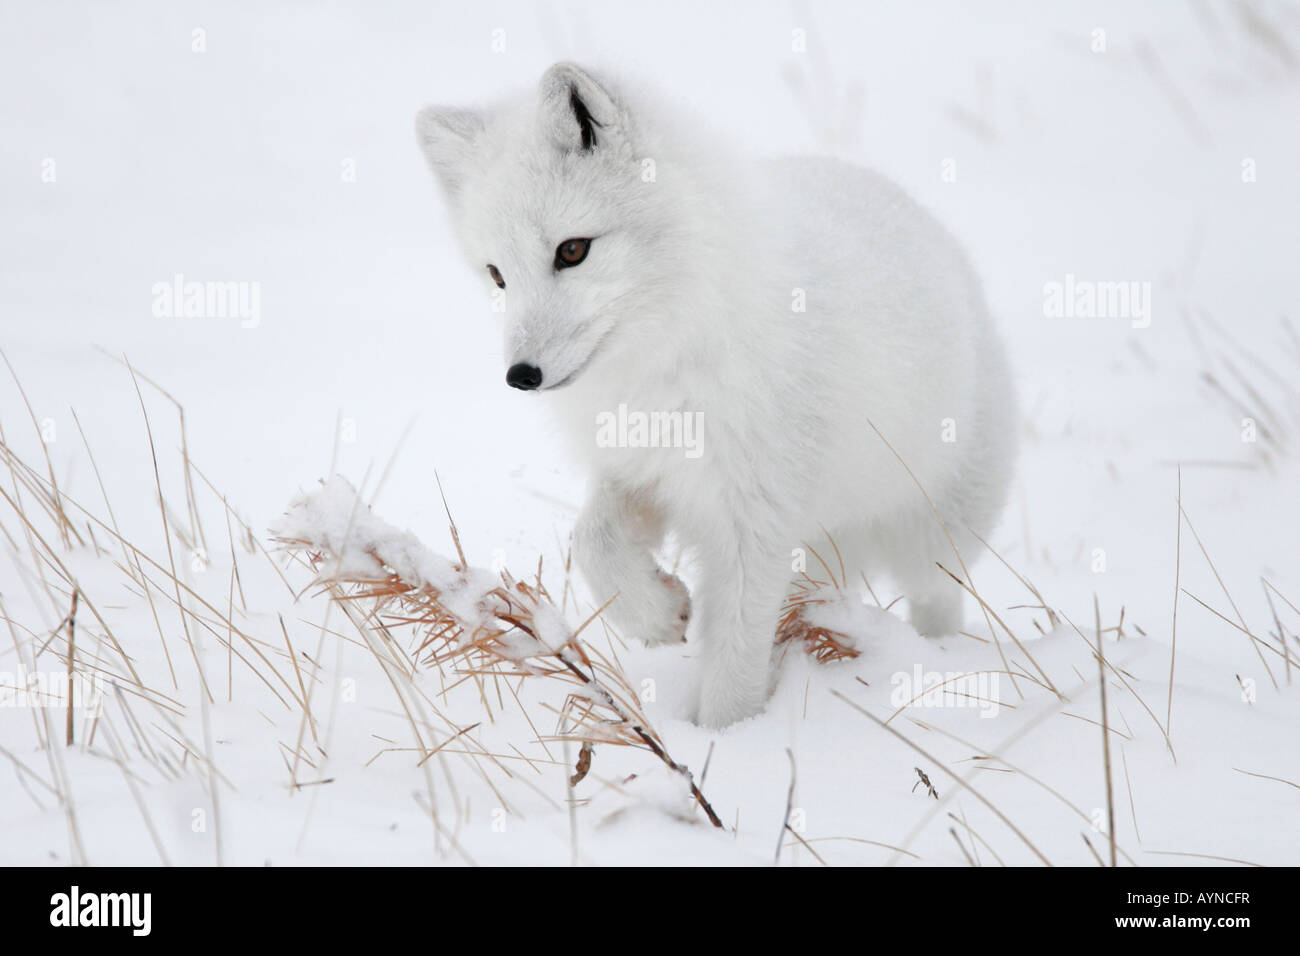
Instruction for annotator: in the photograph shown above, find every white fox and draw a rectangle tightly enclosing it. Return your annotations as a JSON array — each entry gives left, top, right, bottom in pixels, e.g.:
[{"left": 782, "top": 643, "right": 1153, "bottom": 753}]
[{"left": 416, "top": 63, "right": 1018, "bottom": 728}]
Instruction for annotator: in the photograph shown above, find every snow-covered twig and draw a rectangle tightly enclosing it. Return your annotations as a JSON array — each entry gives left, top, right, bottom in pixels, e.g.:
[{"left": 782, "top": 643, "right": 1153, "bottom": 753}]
[{"left": 272, "top": 477, "right": 723, "bottom": 828}]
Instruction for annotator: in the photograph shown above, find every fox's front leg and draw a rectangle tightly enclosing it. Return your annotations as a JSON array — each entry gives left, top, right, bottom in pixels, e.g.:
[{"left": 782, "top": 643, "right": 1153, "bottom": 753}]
[
  {"left": 572, "top": 480, "right": 690, "bottom": 647},
  {"left": 693, "top": 526, "right": 791, "bottom": 729}
]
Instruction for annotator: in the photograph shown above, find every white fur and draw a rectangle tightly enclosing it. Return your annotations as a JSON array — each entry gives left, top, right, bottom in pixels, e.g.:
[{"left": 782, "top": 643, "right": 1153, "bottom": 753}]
[{"left": 416, "top": 63, "right": 1018, "bottom": 729}]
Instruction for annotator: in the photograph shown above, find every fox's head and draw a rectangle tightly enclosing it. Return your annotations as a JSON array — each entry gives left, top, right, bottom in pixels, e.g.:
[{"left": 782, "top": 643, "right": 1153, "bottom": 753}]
[{"left": 416, "top": 63, "right": 710, "bottom": 395}]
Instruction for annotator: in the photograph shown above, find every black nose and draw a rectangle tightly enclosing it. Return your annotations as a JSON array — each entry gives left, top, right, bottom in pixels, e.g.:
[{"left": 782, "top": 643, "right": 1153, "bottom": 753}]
[{"left": 506, "top": 363, "right": 543, "bottom": 391}]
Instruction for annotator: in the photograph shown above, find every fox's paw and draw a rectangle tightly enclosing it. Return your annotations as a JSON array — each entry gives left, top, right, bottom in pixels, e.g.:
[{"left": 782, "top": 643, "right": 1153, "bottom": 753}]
[
  {"left": 694, "top": 657, "right": 769, "bottom": 729},
  {"left": 909, "top": 594, "right": 962, "bottom": 638},
  {"left": 695, "top": 679, "right": 766, "bottom": 730},
  {"left": 647, "top": 571, "right": 691, "bottom": 646},
  {"left": 604, "top": 570, "right": 691, "bottom": 647}
]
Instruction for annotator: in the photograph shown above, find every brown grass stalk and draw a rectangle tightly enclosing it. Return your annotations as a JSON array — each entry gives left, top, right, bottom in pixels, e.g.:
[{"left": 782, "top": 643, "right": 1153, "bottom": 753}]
[{"left": 275, "top": 493, "right": 724, "bottom": 828}]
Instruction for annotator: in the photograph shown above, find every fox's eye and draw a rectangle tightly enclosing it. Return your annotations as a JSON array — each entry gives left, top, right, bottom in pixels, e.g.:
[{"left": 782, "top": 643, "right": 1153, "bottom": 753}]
[
  {"left": 554, "top": 238, "right": 591, "bottom": 270},
  {"left": 487, "top": 264, "right": 505, "bottom": 289}
]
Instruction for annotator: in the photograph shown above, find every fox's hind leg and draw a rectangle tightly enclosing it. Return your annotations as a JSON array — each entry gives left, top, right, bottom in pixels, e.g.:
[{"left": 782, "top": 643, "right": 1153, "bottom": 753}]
[
  {"left": 573, "top": 480, "right": 691, "bottom": 647},
  {"left": 882, "top": 516, "right": 973, "bottom": 638}
]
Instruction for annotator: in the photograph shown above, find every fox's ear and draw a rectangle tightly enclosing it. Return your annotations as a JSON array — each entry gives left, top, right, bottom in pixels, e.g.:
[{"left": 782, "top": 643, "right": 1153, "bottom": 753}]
[
  {"left": 415, "top": 107, "right": 484, "bottom": 196},
  {"left": 538, "top": 63, "right": 629, "bottom": 156}
]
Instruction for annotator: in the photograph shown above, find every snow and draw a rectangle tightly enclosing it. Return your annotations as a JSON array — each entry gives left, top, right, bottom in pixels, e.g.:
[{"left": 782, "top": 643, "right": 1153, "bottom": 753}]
[
  {"left": 2, "top": 1, "right": 1299, "bottom": 866},
  {"left": 272, "top": 475, "right": 498, "bottom": 628},
  {"left": 529, "top": 599, "right": 576, "bottom": 655}
]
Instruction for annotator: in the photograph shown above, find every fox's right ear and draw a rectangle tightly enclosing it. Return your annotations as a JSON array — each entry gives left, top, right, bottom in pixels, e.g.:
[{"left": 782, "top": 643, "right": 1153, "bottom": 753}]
[{"left": 414, "top": 107, "right": 484, "bottom": 197}]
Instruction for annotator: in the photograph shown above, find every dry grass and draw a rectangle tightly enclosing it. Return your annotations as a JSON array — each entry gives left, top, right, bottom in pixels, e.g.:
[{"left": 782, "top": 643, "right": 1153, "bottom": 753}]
[
  {"left": 4, "top": 356, "right": 910, "bottom": 860},
  {"left": 776, "top": 543, "right": 861, "bottom": 664},
  {"left": 0, "top": 364, "right": 487, "bottom": 861},
  {"left": 4, "top": 350, "right": 1299, "bottom": 867},
  {"left": 274, "top": 488, "right": 725, "bottom": 828}
]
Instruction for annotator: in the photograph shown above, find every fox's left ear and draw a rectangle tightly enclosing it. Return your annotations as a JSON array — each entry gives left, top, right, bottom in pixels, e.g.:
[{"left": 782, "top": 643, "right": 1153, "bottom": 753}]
[
  {"left": 538, "top": 63, "right": 631, "bottom": 157},
  {"left": 415, "top": 106, "right": 484, "bottom": 198}
]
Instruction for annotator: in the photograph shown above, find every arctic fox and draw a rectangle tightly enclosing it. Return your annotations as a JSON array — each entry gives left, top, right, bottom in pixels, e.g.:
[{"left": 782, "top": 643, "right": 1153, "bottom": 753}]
[{"left": 416, "top": 63, "right": 1018, "bottom": 728}]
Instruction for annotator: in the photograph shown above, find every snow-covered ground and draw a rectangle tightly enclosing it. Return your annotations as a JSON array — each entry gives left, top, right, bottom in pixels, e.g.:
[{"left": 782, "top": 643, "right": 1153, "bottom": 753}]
[{"left": 2, "top": 0, "right": 1298, "bottom": 866}]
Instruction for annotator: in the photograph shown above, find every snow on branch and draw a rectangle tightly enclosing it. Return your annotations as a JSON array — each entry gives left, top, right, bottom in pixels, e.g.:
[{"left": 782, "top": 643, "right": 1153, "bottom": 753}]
[{"left": 272, "top": 477, "right": 723, "bottom": 828}]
